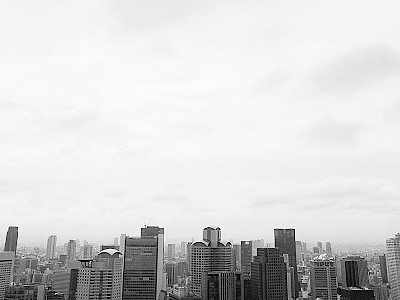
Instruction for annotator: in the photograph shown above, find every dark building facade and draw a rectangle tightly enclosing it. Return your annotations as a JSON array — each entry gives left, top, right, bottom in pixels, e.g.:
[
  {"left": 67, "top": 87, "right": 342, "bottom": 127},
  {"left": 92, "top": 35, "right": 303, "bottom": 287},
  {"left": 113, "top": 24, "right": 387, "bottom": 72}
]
[
  {"left": 4, "top": 226, "right": 18, "bottom": 253},
  {"left": 241, "top": 241, "right": 252, "bottom": 276},
  {"left": 379, "top": 255, "right": 388, "bottom": 284},
  {"left": 341, "top": 256, "right": 369, "bottom": 288},
  {"left": 274, "top": 228, "right": 298, "bottom": 299},
  {"left": 251, "top": 248, "right": 288, "bottom": 300},
  {"left": 338, "top": 287, "right": 375, "bottom": 300},
  {"left": 201, "top": 272, "right": 236, "bottom": 300}
]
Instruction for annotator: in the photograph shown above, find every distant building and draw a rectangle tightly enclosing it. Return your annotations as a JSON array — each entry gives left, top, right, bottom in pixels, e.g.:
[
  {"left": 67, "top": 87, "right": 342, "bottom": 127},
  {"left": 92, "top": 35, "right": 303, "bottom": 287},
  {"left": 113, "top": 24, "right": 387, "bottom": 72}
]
[
  {"left": 67, "top": 240, "right": 77, "bottom": 261},
  {"left": 189, "top": 227, "right": 234, "bottom": 297},
  {"left": 0, "top": 252, "right": 14, "bottom": 300},
  {"left": 251, "top": 248, "right": 287, "bottom": 300},
  {"left": 166, "top": 263, "right": 178, "bottom": 287},
  {"left": 296, "top": 241, "right": 303, "bottom": 264},
  {"left": 317, "top": 242, "right": 323, "bottom": 254},
  {"left": 121, "top": 226, "right": 164, "bottom": 300},
  {"left": 46, "top": 235, "right": 57, "bottom": 261},
  {"left": 168, "top": 244, "right": 176, "bottom": 263},
  {"left": 240, "top": 241, "right": 252, "bottom": 275},
  {"left": 326, "top": 242, "right": 332, "bottom": 257},
  {"left": 82, "top": 245, "right": 93, "bottom": 259},
  {"left": 310, "top": 255, "right": 337, "bottom": 300},
  {"left": 341, "top": 256, "right": 369, "bottom": 288},
  {"left": 274, "top": 228, "right": 298, "bottom": 299},
  {"left": 4, "top": 227, "right": 18, "bottom": 254}
]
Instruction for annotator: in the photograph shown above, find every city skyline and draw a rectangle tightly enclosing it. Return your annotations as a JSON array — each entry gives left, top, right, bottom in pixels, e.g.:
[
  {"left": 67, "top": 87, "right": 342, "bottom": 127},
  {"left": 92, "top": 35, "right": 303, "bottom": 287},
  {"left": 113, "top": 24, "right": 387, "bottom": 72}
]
[{"left": 2, "top": 1, "right": 400, "bottom": 245}]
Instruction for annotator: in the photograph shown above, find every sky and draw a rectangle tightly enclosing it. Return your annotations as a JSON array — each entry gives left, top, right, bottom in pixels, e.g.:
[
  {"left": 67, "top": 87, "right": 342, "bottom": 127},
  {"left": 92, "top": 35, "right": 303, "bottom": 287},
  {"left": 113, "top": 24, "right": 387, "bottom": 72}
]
[{"left": 1, "top": 0, "right": 400, "bottom": 247}]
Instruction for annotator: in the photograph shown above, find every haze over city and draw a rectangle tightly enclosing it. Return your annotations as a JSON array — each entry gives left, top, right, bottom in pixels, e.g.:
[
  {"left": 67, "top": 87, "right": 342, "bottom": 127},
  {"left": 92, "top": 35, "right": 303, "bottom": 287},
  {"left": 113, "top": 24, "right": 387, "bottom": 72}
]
[{"left": 2, "top": 0, "right": 400, "bottom": 245}]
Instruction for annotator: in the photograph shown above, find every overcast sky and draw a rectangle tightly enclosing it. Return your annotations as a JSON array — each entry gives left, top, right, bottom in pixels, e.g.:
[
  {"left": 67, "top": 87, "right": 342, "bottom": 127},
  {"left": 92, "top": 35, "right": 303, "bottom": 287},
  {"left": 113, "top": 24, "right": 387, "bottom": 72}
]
[{"left": 1, "top": 0, "right": 400, "bottom": 247}]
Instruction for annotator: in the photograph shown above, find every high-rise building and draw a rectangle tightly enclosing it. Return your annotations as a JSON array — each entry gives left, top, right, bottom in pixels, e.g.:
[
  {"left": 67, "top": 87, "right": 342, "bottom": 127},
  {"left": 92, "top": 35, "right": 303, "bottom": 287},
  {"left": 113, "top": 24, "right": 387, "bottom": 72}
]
[
  {"left": 122, "top": 226, "right": 164, "bottom": 300},
  {"left": 252, "top": 240, "right": 265, "bottom": 257},
  {"left": 274, "top": 228, "right": 298, "bottom": 299},
  {"left": 166, "top": 263, "right": 178, "bottom": 287},
  {"left": 251, "top": 248, "right": 287, "bottom": 300},
  {"left": 82, "top": 245, "right": 93, "bottom": 259},
  {"left": 240, "top": 241, "right": 252, "bottom": 275},
  {"left": 379, "top": 254, "right": 388, "bottom": 284},
  {"left": 386, "top": 233, "right": 400, "bottom": 300},
  {"left": 317, "top": 242, "right": 323, "bottom": 254},
  {"left": 67, "top": 240, "right": 77, "bottom": 261},
  {"left": 46, "top": 235, "right": 57, "bottom": 261},
  {"left": 76, "top": 249, "right": 123, "bottom": 300},
  {"left": 302, "top": 242, "right": 307, "bottom": 254},
  {"left": 326, "top": 242, "right": 332, "bottom": 257},
  {"left": 4, "top": 227, "right": 18, "bottom": 254},
  {"left": 310, "top": 255, "right": 337, "bottom": 300},
  {"left": 296, "top": 241, "right": 302, "bottom": 264},
  {"left": 233, "top": 244, "right": 241, "bottom": 271},
  {"left": 0, "top": 252, "right": 14, "bottom": 300},
  {"left": 189, "top": 227, "right": 234, "bottom": 297},
  {"left": 341, "top": 256, "right": 369, "bottom": 288},
  {"left": 201, "top": 272, "right": 236, "bottom": 300},
  {"left": 180, "top": 242, "right": 187, "bottom": 258},
  {"left": 168, "top": 244, "right": 176, "bottom": 263},
  {"left": 52, "top": 269, "right": 79, "bottom": 300}
]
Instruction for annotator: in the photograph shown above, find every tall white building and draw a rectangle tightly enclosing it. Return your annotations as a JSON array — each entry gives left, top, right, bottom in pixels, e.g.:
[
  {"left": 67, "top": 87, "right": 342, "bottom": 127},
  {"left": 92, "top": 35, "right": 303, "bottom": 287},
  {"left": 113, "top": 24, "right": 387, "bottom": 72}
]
[
  {"left": 0, "top": 252, "right": 14, "bottom": 300},
  {"left": 46, "top": 235, "right": 57, "bottom": 261},
  {"left": 76, "top": 249, "right": 123, "bottom": 300},
  {"left": 189, "top": 226, "right": 234, "bottom": 297},
  {"left": 386, "top": 233, "right": 400, "bottom": 300}
]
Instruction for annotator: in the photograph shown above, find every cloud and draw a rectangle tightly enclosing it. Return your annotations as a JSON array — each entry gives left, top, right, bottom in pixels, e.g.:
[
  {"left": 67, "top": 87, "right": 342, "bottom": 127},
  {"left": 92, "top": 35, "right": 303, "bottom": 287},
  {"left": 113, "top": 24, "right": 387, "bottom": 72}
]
[
  {"left": 305, "top": 117, "right": 364, "bottom": 145},
  {"left": 311, "top": 45, "right": 400, "bottom": 94}
]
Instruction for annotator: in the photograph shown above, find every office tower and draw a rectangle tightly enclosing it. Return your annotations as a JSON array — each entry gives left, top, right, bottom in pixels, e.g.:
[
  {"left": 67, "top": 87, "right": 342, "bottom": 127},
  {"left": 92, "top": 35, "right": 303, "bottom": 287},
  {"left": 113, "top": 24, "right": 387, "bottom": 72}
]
[
  {"left": 46, "top": 235, "right": 57, "bottom": 261},
  {"left": 175, "top": 261, "right": 188, "bottom": 280},
  {"left": 0, "top": 252, "right": 14, "bottom": 300},
  {"left": 235, "top": 272, "right": 245, "bottom": 300},
  {"left": 166, "top": 263, "right": 178, "bottom": 287},
  {"left": 310, "top": 256, "right": 337, "bottom": 300},
  {"left": 386, "top": 233, "right": 400, "bottom": 300},
  {"left": 341, "top": 256, "right": 369, "bottom": 288},
  {"left": 233, "top": 244, "right": 241, "bottom": 271},
  {"left": 302, "top": 242, "right": 307, "bottom": 254},
  {"left": 122, "top": 226, "right": 164, "bottom": 300},
  {"left": 4, "top": 227, "right": 18, "bottom": 254},
  {"left": 168, "top": 244, "right": 176, "bottom": 262},
  {"left": 274, "top": 229, "right": 298, "bottom": 299},
  {"left": 114, "top": 237, "right": 119, "bottom": 246},
  {"left": 52, "top": 269, "right": 79, "bottom": 300},
  {"left": 326, "top": 242, "right": 332, "bottom": 257},
  {"left": 338, "top": 287, "right": 375, "bottom": 300},
  {"left": 82, "top": 245, "right": 93, "bottom": 259},
  {"left": 76, "top": 249, "right": 123, "bottom": 300},
  {"left": 67, "top": 240, "right": 77, "bottom": 260},
  {"left": 313, "top": 247, "right": 320, "bottom": 255},
  {"left": 296, "top": 241, "right": 302, "bottom": 264},
  {"left": 201, "top": 272, "right": 236, "bottom": 300},
  {"left": 189, "top": 226, "right": 234, "bottom": 297},
  {"left": 317, "top": 242, "right": 323, "bottom": 254},
  {"left": 379, "top": 255, "right": 388, "bottom": 284},
  {"left": 180, "top": 242, "right": 187, "bottom": 257},
  {"left": 284, "top": 254, "right": 294, "bottom": 300},
  {"left": 251, "top": 248, "right": 288, "bottom": 300},
  {"left": 241, "top": 241, "right": 252, "bottom": 275},
  {"left": 252, "top": 240, "right": 265, "bottom": 257}
]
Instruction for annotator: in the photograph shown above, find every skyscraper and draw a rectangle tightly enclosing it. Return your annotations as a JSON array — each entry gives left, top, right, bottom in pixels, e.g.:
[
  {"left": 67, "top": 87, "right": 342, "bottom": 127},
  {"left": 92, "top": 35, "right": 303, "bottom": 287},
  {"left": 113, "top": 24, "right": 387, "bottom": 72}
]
[
  {"left": 46, "top": 235, "right": 57, "bottom": 261},
  {"left": 379, "top": 254, "right": 388, "bottom": 284},
  {"left": 76, "top": 249, "right": 123, "bottom": 300},
  {"left": 189, "top": 226, "right": 234, "bottom": 297},
  {"left": 317, "top": 242, "right": 323, "bottom": 254},
  {"left": 240, "top": 241, "right": 252, "bottom": 275},
  {"left": 4, "top": 227, "right": 18, "bottom": 254},
  {"left": 251, "top": 248, "right": 288, "bottom": 300},
  {"left": 0, "top": 252, "right": 14, "bottom": 300},
  {"left": 310, "top": 255, "right": 337, "bottom": 300},
  {"left": 341, "top": 256, "right": 369, "bottom": 288},
  {"left": 122, "top": 226, "right": 164, "bottom": 300},
  {"left": 167, "top": 244, "right": 176, "bottom": 263},
  {"left": 326, "top": 242, "right": 332, "bottom": 257},
  {"left": 201, "top": 271, "right": 236, "bottom": 300},
  {"left": 67, "top": 240, "right": 77, "bottom": 260},
  {"left": 386, "top": 233, "right": 400, "bottom": 300},
  {"left": 274, "top": 228, "right": 298, "bottom": 299}
]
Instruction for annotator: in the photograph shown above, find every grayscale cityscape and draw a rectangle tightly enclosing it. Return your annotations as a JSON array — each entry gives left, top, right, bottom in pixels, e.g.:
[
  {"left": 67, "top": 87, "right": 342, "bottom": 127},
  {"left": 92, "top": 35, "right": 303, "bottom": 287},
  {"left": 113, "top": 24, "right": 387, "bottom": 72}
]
[{"left": 2, "top": 0, "right": 400, "bottom": 300}]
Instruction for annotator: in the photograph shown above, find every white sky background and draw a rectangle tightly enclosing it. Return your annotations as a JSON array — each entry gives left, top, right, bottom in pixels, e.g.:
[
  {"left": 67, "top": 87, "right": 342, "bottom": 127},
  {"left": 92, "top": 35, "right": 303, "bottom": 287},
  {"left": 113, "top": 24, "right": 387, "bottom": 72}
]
[{"left": 1, "top": 0, "right": 400, "bottom": 246}]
